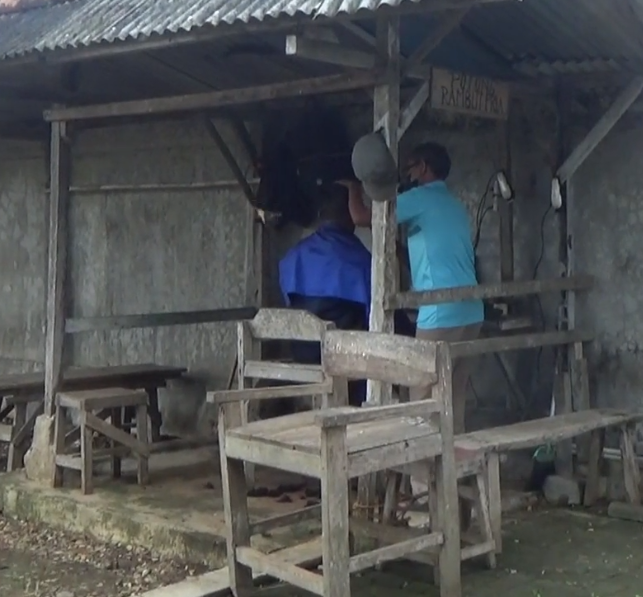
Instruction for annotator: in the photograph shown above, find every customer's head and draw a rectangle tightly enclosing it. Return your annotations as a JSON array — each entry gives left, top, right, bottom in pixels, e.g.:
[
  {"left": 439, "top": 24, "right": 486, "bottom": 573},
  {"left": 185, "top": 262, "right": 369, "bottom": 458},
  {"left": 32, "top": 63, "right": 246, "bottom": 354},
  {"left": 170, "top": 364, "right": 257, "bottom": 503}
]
[
  {"left": 404, "top": 142, "right": 451, "bottom": 185},
  {"left": 318, "top": 183, "right": 354, "bottom": 232}
]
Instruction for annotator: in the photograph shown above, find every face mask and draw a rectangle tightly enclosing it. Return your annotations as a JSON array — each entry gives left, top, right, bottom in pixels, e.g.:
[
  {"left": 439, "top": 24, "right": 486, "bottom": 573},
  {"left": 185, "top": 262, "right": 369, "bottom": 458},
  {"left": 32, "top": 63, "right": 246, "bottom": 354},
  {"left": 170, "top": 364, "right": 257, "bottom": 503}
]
[{"left": 397, "top": 177, "right": 419, "bottom": 193}]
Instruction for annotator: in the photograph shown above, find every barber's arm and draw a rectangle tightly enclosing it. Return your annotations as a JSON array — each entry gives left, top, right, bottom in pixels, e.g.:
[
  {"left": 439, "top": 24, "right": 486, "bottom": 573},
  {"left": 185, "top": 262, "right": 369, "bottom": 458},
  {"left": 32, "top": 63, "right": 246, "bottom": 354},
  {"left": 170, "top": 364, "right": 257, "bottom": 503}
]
[{"left": 344, "top": 181, "right": 372, "bottom": 228}]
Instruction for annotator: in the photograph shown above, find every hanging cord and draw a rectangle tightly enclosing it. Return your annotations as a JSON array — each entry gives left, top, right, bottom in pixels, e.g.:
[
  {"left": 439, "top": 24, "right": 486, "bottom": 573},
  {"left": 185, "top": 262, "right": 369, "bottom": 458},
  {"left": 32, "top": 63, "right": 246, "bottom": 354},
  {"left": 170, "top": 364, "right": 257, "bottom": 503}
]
[
  {"left": 528, "top": 203, "right": 554, "bottom": 418},
  {"left": 473, "top": 172, "right": 498, "bottom": 253}
]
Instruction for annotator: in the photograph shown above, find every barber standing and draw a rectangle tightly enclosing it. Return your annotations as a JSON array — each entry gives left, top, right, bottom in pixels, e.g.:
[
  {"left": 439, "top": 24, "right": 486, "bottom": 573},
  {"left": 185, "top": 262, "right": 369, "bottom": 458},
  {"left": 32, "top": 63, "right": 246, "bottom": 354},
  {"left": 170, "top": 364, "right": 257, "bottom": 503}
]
[{"left": 347, "top": 134, "right": 483, "bottom": 436}]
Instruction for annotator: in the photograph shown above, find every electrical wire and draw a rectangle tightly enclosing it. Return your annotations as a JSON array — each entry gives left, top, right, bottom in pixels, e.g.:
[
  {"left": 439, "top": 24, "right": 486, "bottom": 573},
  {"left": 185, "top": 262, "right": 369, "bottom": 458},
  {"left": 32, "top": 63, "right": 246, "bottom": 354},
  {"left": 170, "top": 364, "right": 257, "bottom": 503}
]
[
  {"left": 473, "top": 172, "right": 498, "bottom": 253},
  {"left": 531, "top": 202, "right": 555, "bottom": 412}
]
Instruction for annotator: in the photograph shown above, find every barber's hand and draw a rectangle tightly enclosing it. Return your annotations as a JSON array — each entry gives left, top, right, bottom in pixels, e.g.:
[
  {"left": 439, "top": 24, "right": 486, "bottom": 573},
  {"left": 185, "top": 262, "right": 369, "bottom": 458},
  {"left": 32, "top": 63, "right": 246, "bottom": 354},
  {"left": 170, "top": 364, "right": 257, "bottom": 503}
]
[{"left": 336, "top": 180, "right": 362, "bottom": 192}]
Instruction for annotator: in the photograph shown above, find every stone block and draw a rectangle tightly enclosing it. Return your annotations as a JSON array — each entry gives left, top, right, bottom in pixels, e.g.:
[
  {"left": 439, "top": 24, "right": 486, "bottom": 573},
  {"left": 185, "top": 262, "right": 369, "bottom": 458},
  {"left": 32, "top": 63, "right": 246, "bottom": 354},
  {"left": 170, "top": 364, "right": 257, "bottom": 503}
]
[{"left": 543, "top": 474, "right": 581, "bottom": 506}]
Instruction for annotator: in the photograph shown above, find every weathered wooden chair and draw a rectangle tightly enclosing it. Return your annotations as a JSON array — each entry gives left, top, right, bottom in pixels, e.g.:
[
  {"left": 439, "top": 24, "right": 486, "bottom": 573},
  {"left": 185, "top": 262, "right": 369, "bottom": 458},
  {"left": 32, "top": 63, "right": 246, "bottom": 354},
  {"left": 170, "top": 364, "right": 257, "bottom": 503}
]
[
  {"left": 216, "top": 329, "right": 471, "bottom": 597},
  {"left": 226, "top": 309, "right": 335, "bottom": 489},
  {"left": 53, "top": 388, "right": 150, "bottom": 495}
]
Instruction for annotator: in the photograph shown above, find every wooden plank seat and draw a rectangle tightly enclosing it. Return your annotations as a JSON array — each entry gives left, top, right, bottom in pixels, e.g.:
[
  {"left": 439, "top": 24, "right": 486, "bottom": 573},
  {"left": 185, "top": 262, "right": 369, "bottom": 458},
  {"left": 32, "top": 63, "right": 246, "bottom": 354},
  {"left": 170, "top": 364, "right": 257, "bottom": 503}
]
[
  {"left": 53, "top": 387, "right": 150, "bottom": 495},
  {"left": 0, "top": 363, "right": 186, "bottom": 471},
  {"left": 225, "top": 408, "right": 443, "bottom": 478},
  {"left": 217, "top": 326, "right": 485, "bottom": 597}
]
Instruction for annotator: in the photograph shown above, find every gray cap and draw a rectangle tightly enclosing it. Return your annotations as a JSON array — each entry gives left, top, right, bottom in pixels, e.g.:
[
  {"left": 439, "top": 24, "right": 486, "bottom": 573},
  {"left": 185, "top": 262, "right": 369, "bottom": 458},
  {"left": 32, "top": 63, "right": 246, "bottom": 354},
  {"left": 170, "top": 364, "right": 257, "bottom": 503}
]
[{"left": 351, "top": 131, "right": 398, "bottom": 202}]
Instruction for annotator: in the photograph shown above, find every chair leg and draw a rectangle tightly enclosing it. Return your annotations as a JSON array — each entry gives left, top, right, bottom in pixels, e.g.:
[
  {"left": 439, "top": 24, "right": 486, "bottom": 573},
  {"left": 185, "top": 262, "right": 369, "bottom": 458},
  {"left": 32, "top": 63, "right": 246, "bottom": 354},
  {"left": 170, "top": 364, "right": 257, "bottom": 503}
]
[
  {"left": 321, "top": 426, "right": 350, "bottom": 597},
  {"left": 486, "top": 453, "right": 502, "bottom": 554},
  {"left": 435, "top": 455, "right": 462, "bottom": 597},
  {"left": 219, "top": 421, "right": 253, "bottom": 597},
  {"left": 473, "top": 471, "right": 497, "bottom": 569},
  {"left": 136, "top": 404, "right": 150, "bottom": 486},
  {"left": 382, "top": 471, "right": 400, "bottom": 524},
  {"left": 620, "top": 424, "right": 641, "bottom": 505},
  {"left": 80, "top": 418, "right": 93, "bottom": 495}
]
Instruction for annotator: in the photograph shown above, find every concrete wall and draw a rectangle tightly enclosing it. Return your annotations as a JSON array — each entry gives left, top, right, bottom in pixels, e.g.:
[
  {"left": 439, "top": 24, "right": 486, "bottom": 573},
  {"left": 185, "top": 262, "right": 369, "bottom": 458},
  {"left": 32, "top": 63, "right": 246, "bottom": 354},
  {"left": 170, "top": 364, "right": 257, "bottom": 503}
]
[
  {"left": 574, "top": 111, "right": 643, "bottom": 413},
  {"left": 0, "top": 118, "right": 255, "bottom": 435},
  {"left": 0, "top": 98, "right": 567, "bottom": 436}
]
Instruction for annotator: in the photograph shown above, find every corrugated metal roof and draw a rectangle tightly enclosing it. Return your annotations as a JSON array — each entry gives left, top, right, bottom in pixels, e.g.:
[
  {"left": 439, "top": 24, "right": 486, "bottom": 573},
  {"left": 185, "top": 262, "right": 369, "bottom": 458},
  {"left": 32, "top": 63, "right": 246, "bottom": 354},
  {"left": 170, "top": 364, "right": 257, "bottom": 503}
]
[
  {"left": 0, "top": 0, "right": 643, "bottom": 78},
  {"left": 465, "top": 0, "right": 643, "bottom": 75},
  {"left": 0, "top": 0, "right": 423, "bottom": 59}
]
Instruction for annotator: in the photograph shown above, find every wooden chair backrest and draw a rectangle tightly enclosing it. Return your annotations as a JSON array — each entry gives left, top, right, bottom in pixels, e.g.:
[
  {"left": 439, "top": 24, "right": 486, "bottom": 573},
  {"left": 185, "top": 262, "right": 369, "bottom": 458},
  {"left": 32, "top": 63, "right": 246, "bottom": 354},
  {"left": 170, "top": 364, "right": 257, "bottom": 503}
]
[
  {"left": 246, "top": 308, "right": 332, "bottom": 342},
  {"left": 322, "top": 330, "right": 438, "bottom": 388},
  {"left": 238, "top": 309, "right": 334, "bottom": 386}
]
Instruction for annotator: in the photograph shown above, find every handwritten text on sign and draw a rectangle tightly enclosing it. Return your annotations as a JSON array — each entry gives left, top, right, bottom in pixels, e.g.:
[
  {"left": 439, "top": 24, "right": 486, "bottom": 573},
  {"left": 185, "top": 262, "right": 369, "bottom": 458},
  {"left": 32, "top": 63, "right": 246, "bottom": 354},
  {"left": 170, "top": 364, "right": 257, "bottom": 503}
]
[{"left": 430, "top": 68, "right": 509, "bottom": 120}]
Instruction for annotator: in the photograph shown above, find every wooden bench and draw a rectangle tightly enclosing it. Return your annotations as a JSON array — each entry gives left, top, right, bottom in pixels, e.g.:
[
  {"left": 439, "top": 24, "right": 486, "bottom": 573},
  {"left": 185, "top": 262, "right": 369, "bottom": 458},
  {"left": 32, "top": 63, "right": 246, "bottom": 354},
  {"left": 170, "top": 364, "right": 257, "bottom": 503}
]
[
  {"left": 459, "top": 409, "right": 643, "bottom": 507},
  {"left": 0, "top": 363, "right": 185, "bottom": 471},
  {"left": 216, "top": 330, "right": 494, "bottom": 597},
  {"left": 53, "top": 388, "right": 150, "bottom": 494}
]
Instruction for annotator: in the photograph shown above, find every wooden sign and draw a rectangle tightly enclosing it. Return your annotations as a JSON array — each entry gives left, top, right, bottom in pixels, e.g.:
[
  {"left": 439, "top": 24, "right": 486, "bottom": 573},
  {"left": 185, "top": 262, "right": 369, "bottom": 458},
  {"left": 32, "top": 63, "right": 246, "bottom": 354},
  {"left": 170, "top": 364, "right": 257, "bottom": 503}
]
[{"left": 430, "top": 68, "right": 509, "bottom": 120}]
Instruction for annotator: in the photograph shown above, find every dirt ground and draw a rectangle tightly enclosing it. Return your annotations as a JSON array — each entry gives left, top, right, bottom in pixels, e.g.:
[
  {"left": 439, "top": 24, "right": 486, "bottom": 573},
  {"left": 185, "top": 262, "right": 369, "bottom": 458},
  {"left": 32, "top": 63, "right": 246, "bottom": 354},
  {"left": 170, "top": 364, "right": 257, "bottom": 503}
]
[{"left": 0, "top": 515, "right": 209, "bottom": 597}]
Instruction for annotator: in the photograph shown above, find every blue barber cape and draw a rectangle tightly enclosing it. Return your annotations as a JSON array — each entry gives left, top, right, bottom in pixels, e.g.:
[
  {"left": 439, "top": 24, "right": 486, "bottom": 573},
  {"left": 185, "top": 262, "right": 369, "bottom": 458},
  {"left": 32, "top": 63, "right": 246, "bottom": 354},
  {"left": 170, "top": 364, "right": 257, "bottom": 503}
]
[{"left": 279, "top": 224, "right": 372, "bottom": 313}]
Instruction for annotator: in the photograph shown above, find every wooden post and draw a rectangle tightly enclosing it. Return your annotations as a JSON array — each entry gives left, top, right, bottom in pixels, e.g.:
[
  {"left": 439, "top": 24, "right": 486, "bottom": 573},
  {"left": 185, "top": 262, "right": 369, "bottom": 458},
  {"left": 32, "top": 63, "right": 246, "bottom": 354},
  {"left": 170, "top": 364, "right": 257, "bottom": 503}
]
[
  {"left": 357, "top": 15, "right": 400, "bottom": 520},
  {"left": 44, "top": 120, "right": 71, "bottom": 417},
  {"left": 367, "top": 15, "right": 400, "bottom": 404},
  {"left": 435, "top": 342, "right": 462, "bottom": 595}
]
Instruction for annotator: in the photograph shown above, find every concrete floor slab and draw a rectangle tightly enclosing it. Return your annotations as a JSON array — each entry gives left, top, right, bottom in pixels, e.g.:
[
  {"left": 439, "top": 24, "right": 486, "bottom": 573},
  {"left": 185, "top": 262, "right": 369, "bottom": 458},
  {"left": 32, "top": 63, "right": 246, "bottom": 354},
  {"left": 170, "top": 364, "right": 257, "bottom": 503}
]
[
  {"left": 248, "top": 508, "right": 643, "bottom": 597},
  {"left": 0, "top": 451, "right": 320, "bottom": 567}
]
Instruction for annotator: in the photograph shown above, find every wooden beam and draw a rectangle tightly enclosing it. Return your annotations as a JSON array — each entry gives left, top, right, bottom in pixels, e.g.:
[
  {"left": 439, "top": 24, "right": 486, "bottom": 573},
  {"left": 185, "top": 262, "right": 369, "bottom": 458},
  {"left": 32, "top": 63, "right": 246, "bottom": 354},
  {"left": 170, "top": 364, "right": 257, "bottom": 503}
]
[
  {"left": 557, "top": 77, "right": 643, "bottom": 183},
  {"left": 286, "top": 35, "right": 376, "bottom": 70},
  {"left": 65, "top": 307, "right": 258, "bottom": 334},
  {"left": 204, "top": 118, "right": 257, "bottom": 206},
  {"left": 285, "top": 34, "right": 431, "bottom": 81},
  {"left": 449, "top": 329, "right": 594, "bottom": 358},
  {"left": 44, "top": 120, "right": 71, "bottom": 417},
  {"left": 398, "top": 81, "right": 430, "bottom": 138},
  {"left": 44, "top": 72, "right": 382, "bottom": 122},
  {"left": 391, "top": 274, "right": 594, "bottom": 310},
  {"left": 62, "top": 179, "right": 259, "bottom": 195}
]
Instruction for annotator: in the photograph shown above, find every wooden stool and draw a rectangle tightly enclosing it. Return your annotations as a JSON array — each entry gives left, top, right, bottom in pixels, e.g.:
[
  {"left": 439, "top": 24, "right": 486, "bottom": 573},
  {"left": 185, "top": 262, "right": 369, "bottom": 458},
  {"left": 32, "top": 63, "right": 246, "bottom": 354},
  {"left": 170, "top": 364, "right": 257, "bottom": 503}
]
[
  {"left": 0, "top": 394, "right": 43, "bottom": 472},
  {"left": 53, "top": 388, "right": 150, "bottom": 495}
]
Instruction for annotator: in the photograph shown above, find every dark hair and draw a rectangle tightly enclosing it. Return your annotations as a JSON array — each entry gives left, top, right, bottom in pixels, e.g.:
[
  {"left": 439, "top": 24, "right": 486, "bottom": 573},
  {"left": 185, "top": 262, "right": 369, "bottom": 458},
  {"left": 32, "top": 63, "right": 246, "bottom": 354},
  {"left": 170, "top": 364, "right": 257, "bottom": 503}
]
[
  {"left": 410, "top": 142, "right": 451, "bottom": 180},
  {"left": 318, "top": 183, "right": 352, "bottom": 224}
]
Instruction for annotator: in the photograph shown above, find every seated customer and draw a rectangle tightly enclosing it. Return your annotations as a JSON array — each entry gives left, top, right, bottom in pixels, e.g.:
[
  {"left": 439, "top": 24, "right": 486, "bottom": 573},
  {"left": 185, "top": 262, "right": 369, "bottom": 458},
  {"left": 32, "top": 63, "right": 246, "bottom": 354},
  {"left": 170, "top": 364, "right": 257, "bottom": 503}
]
[{"left": 279, "top": 183, "right": 413, "bottom": 405}]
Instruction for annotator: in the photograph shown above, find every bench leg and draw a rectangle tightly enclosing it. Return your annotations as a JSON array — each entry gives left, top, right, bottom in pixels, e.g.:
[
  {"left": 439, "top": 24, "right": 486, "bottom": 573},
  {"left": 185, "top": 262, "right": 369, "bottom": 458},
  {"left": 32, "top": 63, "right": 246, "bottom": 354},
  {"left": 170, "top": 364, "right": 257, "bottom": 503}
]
[
  {"left": 111, "top": 408, "right": 122, "bottom": 480},
  {"left": 321, "top": 426, "right": 350, "bottom": 597},
  {"left": 620, "top": 424, "right": 641, "bottom": 505},
  {"left": 80, "top": 419, "right": 93, "bottom": 495},
  {"left": 7, "top": 403, "right": 27, "bottom": 472},
  {"left": 136, "top": 404, "right": 150, "bottom": 486},
  {"left": 146, "top": 388, "right": 162, "bottom": 443},
  {"left": 584, "top": 428, "right": 605, "bottom": 507},
  {"left": 486, "top": 453, "right": 502, "bottom": 555},
  {"left": 473, "top": 470, "right": 497, "bottom": 569}
]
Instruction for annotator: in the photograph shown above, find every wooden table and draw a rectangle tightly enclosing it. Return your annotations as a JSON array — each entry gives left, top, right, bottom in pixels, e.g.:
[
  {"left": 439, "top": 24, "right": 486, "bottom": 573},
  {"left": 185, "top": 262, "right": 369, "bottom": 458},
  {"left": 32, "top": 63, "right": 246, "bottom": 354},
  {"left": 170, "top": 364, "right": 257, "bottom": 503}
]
[{"left": 0, "top": 363, "right": 186, "bottom": 470}]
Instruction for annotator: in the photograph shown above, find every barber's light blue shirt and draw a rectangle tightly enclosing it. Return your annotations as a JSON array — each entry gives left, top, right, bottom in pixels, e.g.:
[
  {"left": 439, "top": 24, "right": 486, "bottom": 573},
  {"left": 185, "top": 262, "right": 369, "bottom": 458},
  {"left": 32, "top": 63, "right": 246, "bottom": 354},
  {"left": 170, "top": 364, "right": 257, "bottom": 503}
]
[{"left": 396, "top": 181, "right": 484, "bottom": 330}]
